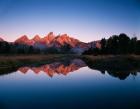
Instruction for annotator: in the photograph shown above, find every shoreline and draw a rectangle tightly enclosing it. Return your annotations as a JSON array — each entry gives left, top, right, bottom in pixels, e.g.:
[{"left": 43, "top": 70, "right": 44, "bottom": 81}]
[
  {"left": 82, "top": 55, "right": 140, "bottom": 71},
  {"left": 0, "top": 54, "right": 80, "bottom": 68},
  {"left": 0, "top": 54, "right": 140, "bottom": 70},
  {"left": 0, "top": 54, "right": 140, "bottom": 78}
]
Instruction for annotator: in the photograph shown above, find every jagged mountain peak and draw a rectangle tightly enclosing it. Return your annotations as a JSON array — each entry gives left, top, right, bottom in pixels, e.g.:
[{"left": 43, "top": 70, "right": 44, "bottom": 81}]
[
  {"left": 19, "top": 35, "right": 29, "bottom": 40},
  {"left": 15, "top": 35, "right": 29, "bottom": 42},
  {"left": 15, "top": 35, "right": 34, "bottom": 45},
  {"left": 13, "top": 32, "right": 99, "bottom": 54},
  {"left": 45, "top": 32, "right": 55, "bottom": 39},
  {"left": 32, "top": 35, "right": 41, "bottom": 42},
  {"left": 0, "top": 33, "right": 101, "bottom": 54},
  {"left": 0, "top": 37, "right": 4, "bottom": 41},
  {"left": 48, "top": 32, "right": 54, "bottom": 36}
]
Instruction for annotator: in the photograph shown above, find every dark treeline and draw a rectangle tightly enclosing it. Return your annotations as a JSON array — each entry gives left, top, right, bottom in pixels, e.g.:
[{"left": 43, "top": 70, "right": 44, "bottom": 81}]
[
  {"left": 0, "top": 33, "right": 140, "bottom": 55},
  {"left": 83, "top": 33, "right": 140, "bottom": 55},
  {"left": 0, "top": 41, "right": 72, "bottom": 54},
  {"left": 0, "top": 42, "right": 40, "bottom": 54}
]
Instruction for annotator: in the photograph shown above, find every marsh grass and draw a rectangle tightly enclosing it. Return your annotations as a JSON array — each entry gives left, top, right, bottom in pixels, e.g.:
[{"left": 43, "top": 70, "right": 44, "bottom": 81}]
[
  {"left": 0, "top": 54, "right": 79, "bottom": 68},
  {"left": 0, "top": 54, "right": 140, "bottom": 79},
  {"left": 0, "top": 54, "right": 140, "bottom": 71},
  {"left": 82, "top": 55, "right": 140, "bottom": 71}
]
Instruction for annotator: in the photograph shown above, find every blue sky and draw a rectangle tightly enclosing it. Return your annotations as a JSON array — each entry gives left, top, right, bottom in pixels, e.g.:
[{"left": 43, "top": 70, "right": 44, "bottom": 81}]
[{"left": 0, "top": 0, "right": 140, "bottom": 42}]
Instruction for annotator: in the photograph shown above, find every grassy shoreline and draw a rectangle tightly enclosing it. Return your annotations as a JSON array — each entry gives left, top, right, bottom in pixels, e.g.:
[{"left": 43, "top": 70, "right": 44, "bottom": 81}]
[
  {"left": 0, "top": 54, "right": 140, "bottom": 70},
  {"left": 0, "top": 54, "right": 140, "bottom": 78},
  {"left": 0, "top": 54, "right": 80, "bottom": 68},
  {"left": 82, "top": 55, "right": 140, "bottom": 71}
]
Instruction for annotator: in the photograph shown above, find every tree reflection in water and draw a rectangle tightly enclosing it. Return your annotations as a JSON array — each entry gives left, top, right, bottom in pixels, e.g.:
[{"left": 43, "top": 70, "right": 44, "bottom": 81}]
[{"left": 0, "top": 58, "right": 140, "bottom": 80}]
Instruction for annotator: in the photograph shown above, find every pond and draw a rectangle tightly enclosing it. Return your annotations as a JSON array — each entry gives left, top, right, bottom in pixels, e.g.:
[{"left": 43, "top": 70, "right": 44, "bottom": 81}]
[{"left": 0, "top": 59, "right": 140, "bottom": 109}]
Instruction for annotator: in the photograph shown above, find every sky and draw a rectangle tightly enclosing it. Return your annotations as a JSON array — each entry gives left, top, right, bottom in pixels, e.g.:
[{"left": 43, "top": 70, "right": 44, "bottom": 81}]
[{"left": 0, "top": 0, "right": 140, "bottom": 42}]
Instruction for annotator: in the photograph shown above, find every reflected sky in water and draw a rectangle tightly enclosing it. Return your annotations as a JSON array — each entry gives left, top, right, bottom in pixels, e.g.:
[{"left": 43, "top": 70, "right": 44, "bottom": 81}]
[{"left": 0, "top": 59, "right": 140, "bottom": 109}]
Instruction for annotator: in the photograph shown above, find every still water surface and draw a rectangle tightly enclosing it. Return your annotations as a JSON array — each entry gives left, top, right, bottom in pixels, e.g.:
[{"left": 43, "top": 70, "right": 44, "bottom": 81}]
[{"left": 0, "top": 59, "right": 140, "bottom": 109}]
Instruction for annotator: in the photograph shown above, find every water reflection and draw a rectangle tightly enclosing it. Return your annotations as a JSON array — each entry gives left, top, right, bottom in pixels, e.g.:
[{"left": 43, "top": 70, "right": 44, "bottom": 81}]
[
  {"left": 86, "top": 63, "right": 140, "bottom": 80},
  {"left": 0, "top": 67, "right": 17, "bottom": 76},
  {"left": 18, "top": 59, "right": 86, "bottom": 77},
  {"left": 0, "top": 58, "right": 140, "bottom": 80},
  {"left": 0, "top": 59, "right": 140, "bottom": 109},
  {"left": 104, "top": 70, "right": 138, "bottom": 80}
]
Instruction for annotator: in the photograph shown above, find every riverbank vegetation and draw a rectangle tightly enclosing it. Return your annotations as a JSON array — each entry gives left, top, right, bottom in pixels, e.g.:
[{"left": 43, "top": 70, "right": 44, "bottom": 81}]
[
  {"left": 0, "top": 54, "right": 140, "bottom": 69},
  {"left": 82, "top": 55, "right": 140, "bottom": 71},
  {"left": 0, "top": 54, "right": 140, "bottom": 80},
  {"left": 0, "top": 54, "right": 79, "bottom": 68}
]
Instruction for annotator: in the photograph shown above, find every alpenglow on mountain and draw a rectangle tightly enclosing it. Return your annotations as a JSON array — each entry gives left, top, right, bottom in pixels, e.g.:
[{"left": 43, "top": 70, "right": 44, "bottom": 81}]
[
  {"left": 0, "top": 37, "right": 4, "bottom": 42},
  {"left": 1, "top": 32, "right": 101, "bottom": 54}
]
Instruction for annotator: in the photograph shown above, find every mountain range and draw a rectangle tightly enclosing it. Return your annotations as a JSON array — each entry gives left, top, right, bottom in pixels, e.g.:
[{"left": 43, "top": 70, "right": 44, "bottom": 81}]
[{"left": 0, "top": 32, "right": 101, "bottom": 54}]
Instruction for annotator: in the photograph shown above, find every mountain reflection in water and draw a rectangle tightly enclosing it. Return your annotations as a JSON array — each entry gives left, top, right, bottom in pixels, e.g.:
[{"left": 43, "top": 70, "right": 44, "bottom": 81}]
[
  {"left": 0, "top": 58, "right": 140, "bottom": 80},
  {"left": 18, "top": 59, "right": 86, "bottom": 77},
  {"left": 1, "top": 59, "right": 140, "bottom": 109}
]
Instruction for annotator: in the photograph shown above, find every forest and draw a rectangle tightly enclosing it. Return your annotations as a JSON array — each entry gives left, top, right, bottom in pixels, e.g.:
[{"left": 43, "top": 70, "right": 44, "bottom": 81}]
[
  {"left": 0, "top": 33, "right": 140, "bottom": 55},
  {"left": 83, "top": 33, "right": 140, "bottom": 55}
]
